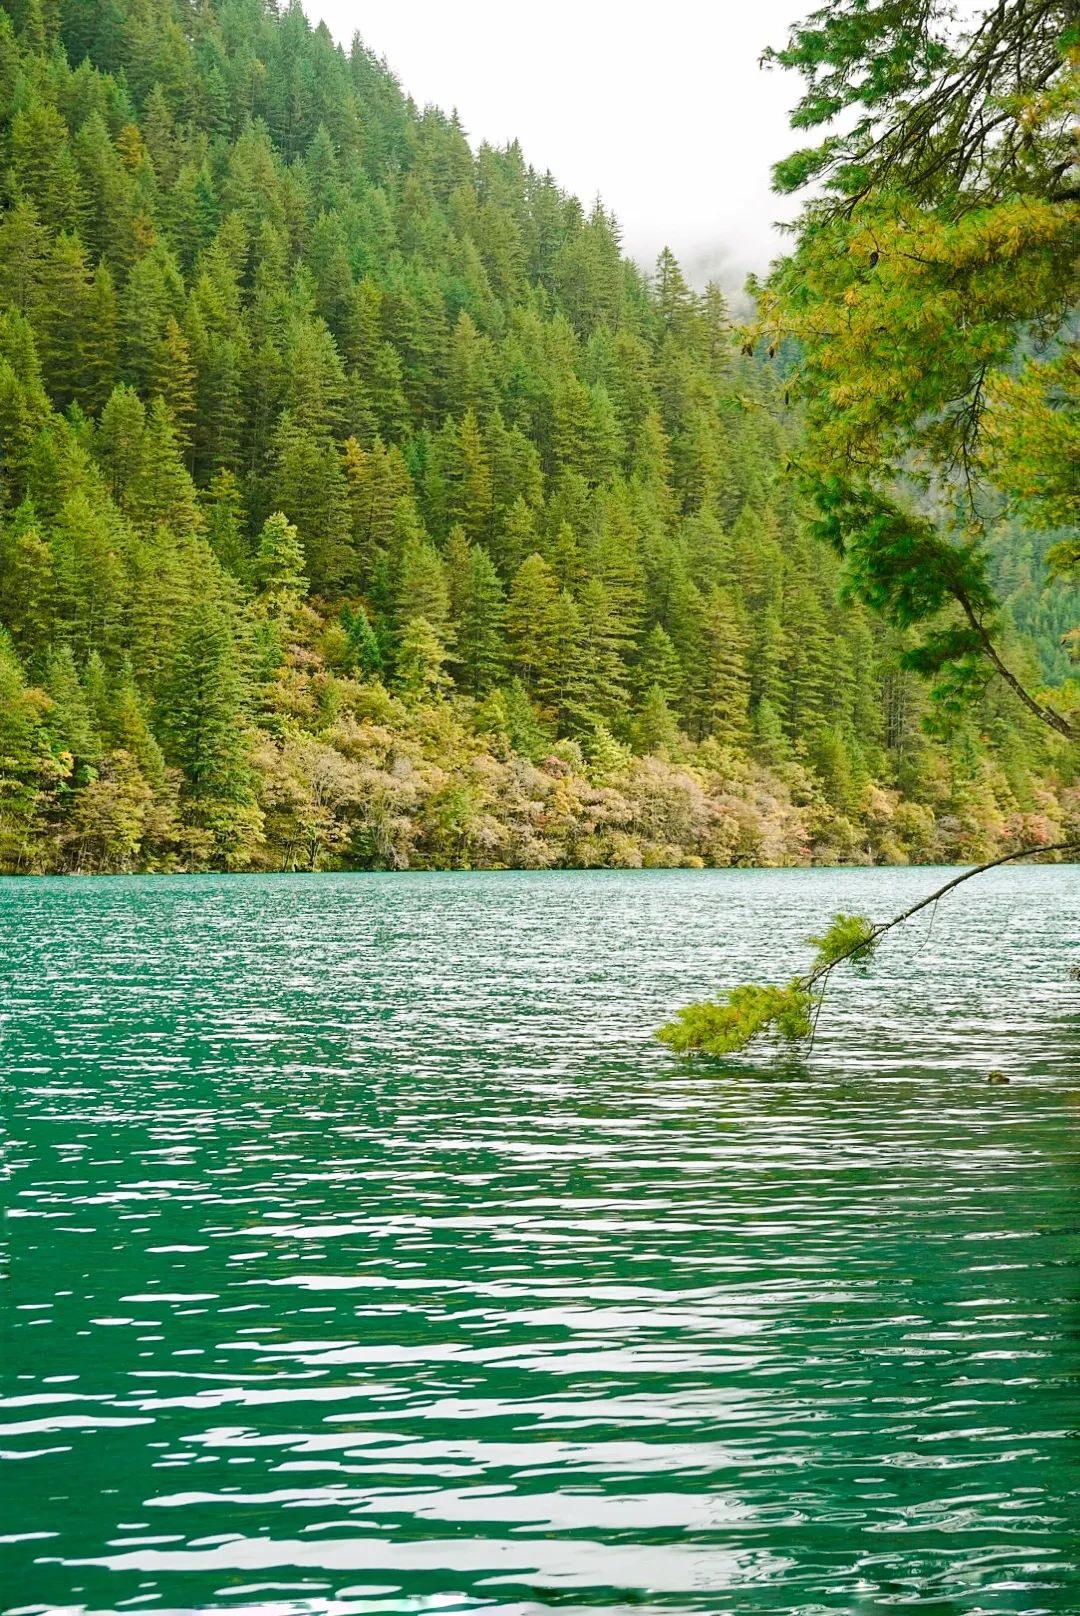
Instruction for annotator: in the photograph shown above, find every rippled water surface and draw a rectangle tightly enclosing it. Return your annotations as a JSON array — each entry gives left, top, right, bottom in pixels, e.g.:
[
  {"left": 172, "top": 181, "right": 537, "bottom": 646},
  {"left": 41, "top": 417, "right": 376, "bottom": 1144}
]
[{"left": 2, "top": 868, "right": 1079, "bottom": 1616}]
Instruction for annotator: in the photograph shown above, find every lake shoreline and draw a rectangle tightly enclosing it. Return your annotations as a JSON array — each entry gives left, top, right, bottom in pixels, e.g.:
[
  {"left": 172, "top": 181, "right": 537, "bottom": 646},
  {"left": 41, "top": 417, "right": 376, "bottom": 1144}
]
[
  {"left": 7, "top": 704, "right": 1078, "bottom": 880},
  {"left": 5, "top": 851, "right": 1080, "bottom": 879}
]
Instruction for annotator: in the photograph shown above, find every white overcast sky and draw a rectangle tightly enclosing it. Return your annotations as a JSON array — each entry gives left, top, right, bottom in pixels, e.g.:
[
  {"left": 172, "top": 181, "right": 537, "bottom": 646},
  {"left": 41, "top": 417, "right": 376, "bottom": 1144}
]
[{"left": 306, "top": 0, "right": 810, "bottom": 291}]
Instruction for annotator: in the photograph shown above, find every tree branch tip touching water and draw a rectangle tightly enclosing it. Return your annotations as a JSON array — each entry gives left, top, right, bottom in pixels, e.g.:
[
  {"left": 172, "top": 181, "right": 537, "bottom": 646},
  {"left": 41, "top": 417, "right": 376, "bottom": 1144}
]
[{"left": 658, "top": 843, "right": 1080, "bottom": 1061}]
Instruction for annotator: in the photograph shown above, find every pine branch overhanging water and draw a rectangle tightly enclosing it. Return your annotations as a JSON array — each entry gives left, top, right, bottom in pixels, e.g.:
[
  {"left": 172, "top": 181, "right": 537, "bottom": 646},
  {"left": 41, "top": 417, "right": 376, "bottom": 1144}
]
[{"left": 658, "top": 843, "right": 1080, "bottom": 1060}]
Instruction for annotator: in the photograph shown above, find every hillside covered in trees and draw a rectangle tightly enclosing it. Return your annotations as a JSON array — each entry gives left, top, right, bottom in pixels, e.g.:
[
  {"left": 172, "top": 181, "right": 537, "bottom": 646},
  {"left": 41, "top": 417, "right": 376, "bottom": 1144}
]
[{"left": 0, "top": 0, "right": 1075, "bottom": 873}]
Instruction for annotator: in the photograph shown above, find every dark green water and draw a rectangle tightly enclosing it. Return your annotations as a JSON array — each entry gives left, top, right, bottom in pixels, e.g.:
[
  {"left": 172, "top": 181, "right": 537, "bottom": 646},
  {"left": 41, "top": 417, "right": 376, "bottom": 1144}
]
[{"left": 2, "top": 868, "right": 1078, "bottom": 1616}]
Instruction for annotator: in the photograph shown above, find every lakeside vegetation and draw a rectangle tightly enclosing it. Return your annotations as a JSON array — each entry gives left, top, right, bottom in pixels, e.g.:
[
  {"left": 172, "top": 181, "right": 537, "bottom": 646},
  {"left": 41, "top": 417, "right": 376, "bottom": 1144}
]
[
  {"left": 661, "top": 0, "right": 1079, "bottom": 1055},
  {"left": 0, "top": 0, "right": 1076, "bottom": 873}
]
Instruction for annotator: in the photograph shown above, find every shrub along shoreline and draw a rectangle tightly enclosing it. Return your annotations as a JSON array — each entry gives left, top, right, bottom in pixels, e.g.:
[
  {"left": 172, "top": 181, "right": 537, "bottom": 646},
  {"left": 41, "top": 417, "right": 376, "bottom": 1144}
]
[{"left": 6, "top": 653, "right": 1075, "bottom": 874}]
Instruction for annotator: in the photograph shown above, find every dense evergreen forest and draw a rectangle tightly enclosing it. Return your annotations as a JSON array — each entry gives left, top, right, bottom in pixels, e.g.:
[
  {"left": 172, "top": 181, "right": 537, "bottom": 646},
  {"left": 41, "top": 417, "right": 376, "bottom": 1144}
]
[{"left": 0, "top": 0, "right": 1075, "bottom": 873}]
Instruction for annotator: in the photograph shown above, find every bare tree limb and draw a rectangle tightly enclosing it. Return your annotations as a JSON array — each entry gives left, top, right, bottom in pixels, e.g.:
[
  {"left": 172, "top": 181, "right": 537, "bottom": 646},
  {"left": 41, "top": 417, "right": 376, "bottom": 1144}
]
[
  {"left": 953, "top": 588, "right": 1079, "bottom": 741},
  {"left": 803, "top": 840, "right": 1080, "bottom": 991}
]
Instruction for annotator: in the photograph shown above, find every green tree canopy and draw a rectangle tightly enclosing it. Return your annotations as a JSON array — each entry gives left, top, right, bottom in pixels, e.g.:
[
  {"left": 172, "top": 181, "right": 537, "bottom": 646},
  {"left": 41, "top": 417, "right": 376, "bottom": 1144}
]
[{"left": 755, "top": 0, "right": 1079, "bottom": 740}]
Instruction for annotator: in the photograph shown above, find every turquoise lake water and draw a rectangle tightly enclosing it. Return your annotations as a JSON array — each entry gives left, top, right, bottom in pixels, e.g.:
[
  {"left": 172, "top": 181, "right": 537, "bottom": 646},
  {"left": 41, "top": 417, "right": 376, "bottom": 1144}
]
[{"left": 1, "top": 867, "right": 1078, "bottom": 1614}]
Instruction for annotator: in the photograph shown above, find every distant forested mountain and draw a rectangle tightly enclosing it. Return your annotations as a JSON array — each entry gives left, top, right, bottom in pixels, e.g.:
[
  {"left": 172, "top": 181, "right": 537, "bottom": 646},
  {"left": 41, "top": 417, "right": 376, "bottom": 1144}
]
[{"left": 0, "top": 0, "right": 1074, "bottom": 872}]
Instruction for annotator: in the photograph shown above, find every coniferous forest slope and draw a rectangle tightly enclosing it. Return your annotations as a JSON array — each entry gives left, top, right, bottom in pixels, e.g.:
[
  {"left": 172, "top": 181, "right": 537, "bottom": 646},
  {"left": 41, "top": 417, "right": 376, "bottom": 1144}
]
[{"left": 0, "top": 0, "right": 1075, "bottom": 873}]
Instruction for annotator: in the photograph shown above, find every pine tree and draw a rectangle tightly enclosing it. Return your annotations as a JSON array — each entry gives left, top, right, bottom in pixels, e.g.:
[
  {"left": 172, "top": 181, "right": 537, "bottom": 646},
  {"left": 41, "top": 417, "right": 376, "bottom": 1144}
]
[
  {"left": 202, "top": 469, "right": 249, "bottom": 576},
  {"left": 635, "top": 624, "right": 682, "bottom": 701},
  {"left": 150, "top": 317, "right": 197, "bottom": 453},
  {"left": 340, "top": 603, "right": 383, "bottom": 676},
  {"left": 43, "top": 645, "right": 101, "bottom": 772},
  {"left": 0, "top": 629, "right": 51, "bottom": 866},
  {"left": 582, "top": 383, "right": 624, "bottom": 484},
  {"left": 542, "top": 589, "right": 589, "bottom": 726},
  {"left": 83, "top": 263, "right": 119, "bottom": 414},
  {"left": 254, "top": 511, "right": 308, "bottom": 611},
  {"left": 444, "top": 525, "right": 472, "bottom": 622},
  {"left": 0, "top": 508, "right": 54, "bottom": 657},
  {"left": 122, "top": 248, "right": 185, "bottom": 396},
  {"left": 269, "top": 413, "right": 353, "bottom": 590},
  {"left": 366, "top": 341, "right": 412, "bottom": 440},
  {"left": 48, "top": 491, "right": 126, "bottom": 664},
  {"left": 161, "top": 602, "right": 252, "bottom": 803},
  {"left": 810, "top": 725, "right": 861, "bottom": 816},
  {"left": 551, "top": 373, "right": 591, "bottom": 472},
  {"left": 633, "top": 684, "right": 680, "bottom": 755},
  {"left": 576, "top": 576, "right": 629, "bottom": 716},
  {"left": 190, "top": 328, "right": 243, "bottom": 479},
  {"left": 39, "top": 232, "right": 92, "bottom": 410},
  {"left": 396, "top": 615, "right": 451, "bottom": 700},
  {"left": 342, "top": 436, "right": 416, "bottom": 576},
  {"left": 283, "top": 317, "right": 348, "bottom": 437},
  {"left": 126, "top": 398, "right": 200, "bottom": 534},
  {"left": 453, "top": 543, "right": 506, "bottom": 695},
  {"left": 484, "top": 409, "right": 544, "bottom": 533},
  {"left": 654, "top": 247, "right": 697, "bottom": 339},
  {"left": 547, "top": 521, "right": 585, "bottom": 592},
  {"left": 0, "top": 310, "right": 52, "bottom": 496},
  {"left": 594, "top": 485, "right": 646, "bottom": 660},
  {"left": 106, "top": 662, "right": 167, "bottom": 789},
  {"left": 9, "top": 102, "right": 86, "bottom": 233},
  {"left": 425, "top": 409, "right": 492, "bottom": 540},
  {"left": 83, "top": 651, "right": 110, "bottom": 733},
  {"left": 493, "top": 494, "right": 538, "bottom": 578},
  {"left": 97, "top": 383, "right": 147, "bottom": 506},
  {"left": 750, "top": 604, "right": 789, "bottom": 721},
  {"left": 752, "top": 698, "right": 788, "bottom": 766},
  {"left": 73, "top": 110, "right": 136, "bottom": 268},
  {"left": 783, "top": 580, "right": 835, "bottom": 740},
  {"left": 0, "top": 202, "right": 46, "bottom": 321},
  {"left": 395, "top": 536, "right": 451, "bottom": 639},
  {"left": 506, "top": 552, "right": 560, "bottom": 694},
  {"left": 684, "top": 587, "right": 751, "bottom": 745},
  {"left": 447, "top": 310, "right": 496, "bottom": 417},
  {"left": 308, "top": 211, "right": 354, "bottom": 338},
  {"left": 700, "top": 282, "right": 730, "bottom": 377},
  {"left": 498, "top": 678, "right": 549, "bottom": 759}
]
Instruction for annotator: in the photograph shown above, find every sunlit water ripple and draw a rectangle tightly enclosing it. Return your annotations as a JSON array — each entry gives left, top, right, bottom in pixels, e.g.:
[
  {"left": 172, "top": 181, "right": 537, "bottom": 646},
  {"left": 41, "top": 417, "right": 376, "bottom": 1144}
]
[{"left": 1, "top": 867, "right": 1078, "bottom": 1615}]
